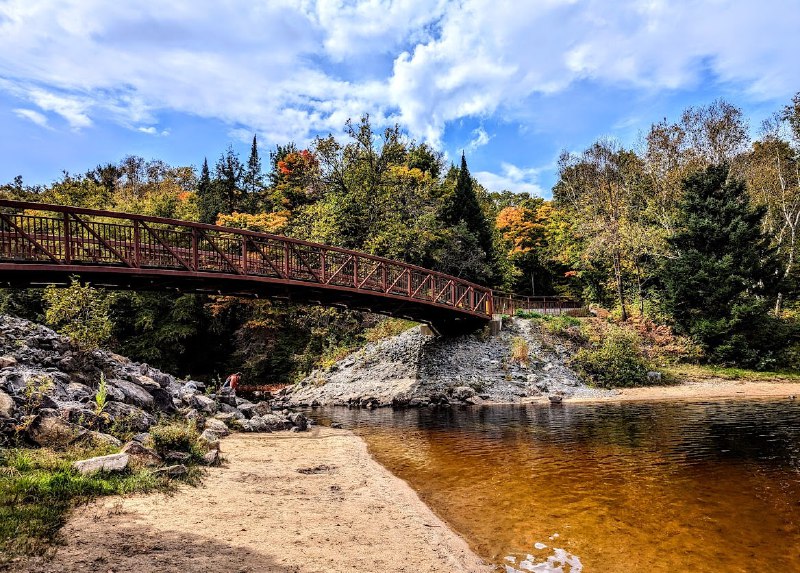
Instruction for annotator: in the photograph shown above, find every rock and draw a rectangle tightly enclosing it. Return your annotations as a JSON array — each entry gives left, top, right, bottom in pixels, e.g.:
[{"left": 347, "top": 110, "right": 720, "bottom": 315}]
[
  {"left": 131, "top": 432, "right": 150, "bottom": 443},
  {"left": 548, "top": 395, "right": 563, "bottom": 404},
  {"left": 103, "top": 401, "right": 155, "bottom": 432},
  {"left": 199, "top": 429, "right": 221, "bottom": 450},
  {"left": 287, "top": 412, "right": 308, "bottom": 431},
  {"left": 0, "top": 356, "right": 18, "bottom": 368},
  {"left": 243, "top": 416, "right": 270, "bottom": 432},
  {"left": 202, "top": 449, "right": 220, "bottom": 466},
  {"left": 121, "top": 441, "right": 163, "bottom": 466},
  {"left": 252, "top": 401, "right": 273, "bottom": 417},
  {"left": 192, "top": 394, "right": 217, "bottom": 415},
  {"left": 0, "top": 389, "right": 15, "bottom": 418},
  {"left": 217, "top": 404, "right": 246, "bottom": 419},
  {"left": 465, "top": 396, "right": 485, "bottom": 406},
  {"left": 28, "top": 414, "right": 87, "bottom": 447},
  {"left": 149, "top": 387, "right": 175, "bottom": 413},
  {"left": 72, "top": 453, "right": 129, "bottom": 475},
  {"left": 204, "top": 418, "right": 230, "bottom": 437},
  {"left": 131, "top": 374, "right": 160, "bottom": 391},
  {"left": 156, "top": 464, "right": 188, "bottom": 478},
  {"left": 65, "top": 382, "right": 93, "bottom": 403},
  {"left": 331, "top": 422, "right": 343, "bottom": 429},
  {"left": 109, "top": 379, "right": 155, "bottom": 410},
  {"left": 165, "top": 451, "right": 191, "bottom": 463},
  {"left": 260, "top": 413, "right": 293, "bottom": 431},
  {"left": 647, "top": 371, "right": 663, "bottom": 383},
  {"left": 83, "top": 431, "right": 123, "bottom": 448},
  {"left": 451, "top": 386, "right": 476, "bottom": 401}
]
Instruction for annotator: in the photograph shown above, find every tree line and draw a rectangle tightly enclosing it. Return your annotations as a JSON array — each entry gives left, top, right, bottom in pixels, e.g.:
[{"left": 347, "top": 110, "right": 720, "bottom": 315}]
[{"left": 2, "top": 94, "right": 800, "bottom": 377}]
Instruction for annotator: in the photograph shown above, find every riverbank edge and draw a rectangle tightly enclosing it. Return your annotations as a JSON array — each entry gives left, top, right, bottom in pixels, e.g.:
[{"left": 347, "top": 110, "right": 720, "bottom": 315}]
[
  {"left": 10, "top": 428, "right": 492, "bottom": 573},
  {"left": 520, "top": 377, "right": 800, "bottom": 405}
]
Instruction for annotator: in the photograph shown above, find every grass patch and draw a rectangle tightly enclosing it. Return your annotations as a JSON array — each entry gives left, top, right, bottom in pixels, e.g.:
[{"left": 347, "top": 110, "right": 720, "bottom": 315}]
[
  {"left": 664, "top": 363, "right": 800, "bottom": 382},
  {"left": 1, "top": 418, "right": 208, "bottom": 561},
  {"left": 148, "top": 420, "right": 205, "bottom": 462},
  {"left": 364, "top": 318, "right": 417, "bottom": 342},
  {"left": 0, "top": 444, "right": 180, "bottom": 560}
]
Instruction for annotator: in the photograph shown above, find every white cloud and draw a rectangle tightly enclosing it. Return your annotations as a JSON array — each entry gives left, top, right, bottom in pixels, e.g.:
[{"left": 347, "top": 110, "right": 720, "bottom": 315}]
[
  {"left": 0, "top": 0, "right": 797, "bottom": 146},
  {"left": 474, "top": 162, "right": 545, "bottom": 196},
  {"left": 467, "top": 126, "right": 491, "bottom": 150},
  {"left": 13, "top": 107, "right": 49, "bottom": 128},
  {"left": 137, "top": 126, "right": 157, "bottom": 135}
]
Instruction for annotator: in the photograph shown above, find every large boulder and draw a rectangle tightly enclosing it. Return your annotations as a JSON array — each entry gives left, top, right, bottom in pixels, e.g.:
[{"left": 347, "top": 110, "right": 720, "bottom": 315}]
[
  {"left": 121, "top": 441, "right": 163, "bottom": 467},
  {"left": 103, "top": 401, "right": 155, "bottom": 432},
  {"left": 260, "top": 414, "right": 293, "bottom": 431},
  {"left": 28, "top": 414, "right": 87, "bottom": 447},
  {"left": 287, "top": 412, "right": 308, "bottom": 431},
  {"left": 199, "top": 429, "right": 221, "bottom": 450},
  {"left": 204, "top": 418, "right": 230, "bottom": 437},
  {"left": 109, "top": 379, "right": 155, "bottom": 410},
  {"left": 149, "top": 387, "right": 176, "bottom": 413},
  {"left": 192, "top": 394, "right": 217, "bottom": 415},
  {"left": 73, "top": 453, "right": 129, "bottom": 475},
  {"left": 0, "top": 356, "right": 18, "bottom": 369},
  {"left": 252, "top": 402, "right": 273, "bottom": 417}
]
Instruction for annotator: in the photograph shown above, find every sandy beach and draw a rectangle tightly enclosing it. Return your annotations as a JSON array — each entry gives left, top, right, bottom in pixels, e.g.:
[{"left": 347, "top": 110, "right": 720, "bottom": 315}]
[
  {"left": 13, "top": 429, "right": 490, "bottom": 573},
  {"left": 562, "top": 377, "right": 800, "bottom": 404}
]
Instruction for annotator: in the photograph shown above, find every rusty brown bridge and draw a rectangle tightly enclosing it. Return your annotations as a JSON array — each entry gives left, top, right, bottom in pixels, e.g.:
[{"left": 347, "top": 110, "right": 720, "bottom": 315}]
[{"left": 0, "top": 200, "right": 580, "bottom": 334}]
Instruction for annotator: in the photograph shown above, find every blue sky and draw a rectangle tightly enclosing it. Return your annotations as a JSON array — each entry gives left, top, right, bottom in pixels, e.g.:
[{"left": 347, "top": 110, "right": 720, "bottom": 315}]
[{"left": 1, "top": 0, "right": 798, "bottom": 197}]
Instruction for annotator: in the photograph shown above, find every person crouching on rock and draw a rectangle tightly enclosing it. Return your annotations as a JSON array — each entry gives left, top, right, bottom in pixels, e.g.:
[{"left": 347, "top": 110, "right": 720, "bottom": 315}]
[{"left": 221, "top": 372, "right": 241, "bottom": 397}]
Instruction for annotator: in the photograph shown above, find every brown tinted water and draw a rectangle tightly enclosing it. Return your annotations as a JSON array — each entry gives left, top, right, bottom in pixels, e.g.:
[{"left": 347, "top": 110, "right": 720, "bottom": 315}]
[{"left": 311, "top": 401, "right": 800, "bottom": 572}]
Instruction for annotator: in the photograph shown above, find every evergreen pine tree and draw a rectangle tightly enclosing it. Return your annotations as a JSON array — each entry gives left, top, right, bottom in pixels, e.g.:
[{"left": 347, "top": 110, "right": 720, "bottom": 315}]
[
  {"left": 244, "top": 135, "right": 263, "bottom": 196},
  {"left": 197, "top": 158, "right": 216, "bottom": 224},
  {"left": 214, "top": 146, "right": 244, "bottom": 214},
  {"left": 439, "top": 153, "right": 496, "bottom": 283},
  {"left": 661, "top": 164, "right": 782, "bottom": 366}
]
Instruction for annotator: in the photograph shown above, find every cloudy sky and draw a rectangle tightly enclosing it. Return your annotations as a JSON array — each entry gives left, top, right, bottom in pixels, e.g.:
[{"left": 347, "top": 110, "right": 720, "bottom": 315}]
[{"left": 1, "top": 0, "right": 798, "bottom": 196}]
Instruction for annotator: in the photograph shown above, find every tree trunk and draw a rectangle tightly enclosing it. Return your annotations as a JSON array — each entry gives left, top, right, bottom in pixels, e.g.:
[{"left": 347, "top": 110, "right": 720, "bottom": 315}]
[{"left": 613, "top": 250, "right": 627, "bottom": 321}]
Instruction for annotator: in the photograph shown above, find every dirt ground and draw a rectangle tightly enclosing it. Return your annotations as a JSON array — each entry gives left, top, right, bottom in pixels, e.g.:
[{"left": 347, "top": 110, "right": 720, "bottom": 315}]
[
  {"left": 14, "top": 429, "right": 491, "bottom": 573},
  {"left": 562, "top": 378, "right": 800, "bottom": 403}
]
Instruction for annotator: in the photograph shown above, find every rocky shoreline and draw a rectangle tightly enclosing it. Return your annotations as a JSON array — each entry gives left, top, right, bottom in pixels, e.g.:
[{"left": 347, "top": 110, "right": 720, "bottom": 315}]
[
  {"left": 285, "top": 318, "right": 615, "bottom": 408},
  {"left": 0, "top": 315, "right": 308, "bottom": 456}
]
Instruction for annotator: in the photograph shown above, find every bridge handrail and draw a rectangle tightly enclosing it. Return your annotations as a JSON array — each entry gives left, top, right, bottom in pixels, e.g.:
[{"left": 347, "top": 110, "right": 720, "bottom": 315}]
[
  {"left": 0, "top": 199, "right": 492, "bottom": 293},
  {"left": 0, "top": 199, "right": 496, "bottom": 318}
]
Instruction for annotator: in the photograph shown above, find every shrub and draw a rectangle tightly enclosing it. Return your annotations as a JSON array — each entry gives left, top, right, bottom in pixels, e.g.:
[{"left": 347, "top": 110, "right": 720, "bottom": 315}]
[
  {"left": 148, "top": 420, "right": 204, "bottom": 460},
  {"left": 515, "top": 309, "right": 546, "bottom": 320},
  {"left": 574, "top": 326, "right": 651, "bottom": 388},
  {"left": 545, "top": 315, "right": 581, "bottom": 336},
  {"left": 510, "top": 336, "right": 529, "bottom": 366},
  {"left": 94, "top": 373, "right": 108, "bottom": 414}
]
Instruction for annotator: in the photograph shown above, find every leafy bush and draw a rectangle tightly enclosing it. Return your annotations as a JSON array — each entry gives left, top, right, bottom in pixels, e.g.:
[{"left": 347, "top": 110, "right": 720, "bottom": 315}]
[
  {"left": 510, "top": 336, "right": 529, "bottom": 365},
  {"left": 148, "top": 420, "right": 204, "bottom": 460},
  {"left": 43, "top": 277, "right": 113, "bottom": 349},
  {"left": 515, "top": 309, "right": 546, "bottom": 319},
  {"left": 574, "top": 326, "right": 651, "bottom": 388},
  {"left": 545, "top": 315, "right": 581, "bottom": 336}
]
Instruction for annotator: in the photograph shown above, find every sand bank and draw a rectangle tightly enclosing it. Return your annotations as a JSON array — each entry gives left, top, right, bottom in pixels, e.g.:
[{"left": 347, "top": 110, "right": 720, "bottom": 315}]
[{"left": 16, "top": 429, "right": 490, "bottom": 573}]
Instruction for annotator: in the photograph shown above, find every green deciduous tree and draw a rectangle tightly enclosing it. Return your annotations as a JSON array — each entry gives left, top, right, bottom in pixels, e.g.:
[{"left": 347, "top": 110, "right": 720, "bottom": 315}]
[{"left": 43, "top": 279, "right": 113, "bottom": 349}]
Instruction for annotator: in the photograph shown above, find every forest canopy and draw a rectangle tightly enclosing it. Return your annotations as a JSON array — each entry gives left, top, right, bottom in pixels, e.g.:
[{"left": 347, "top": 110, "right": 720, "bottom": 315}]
[{"left": 3, "top": 94, "right": 800, "bottom": 377}]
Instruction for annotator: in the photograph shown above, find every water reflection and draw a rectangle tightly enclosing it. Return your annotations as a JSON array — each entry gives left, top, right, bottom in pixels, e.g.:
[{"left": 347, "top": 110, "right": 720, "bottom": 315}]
[{"left": 310, "top": 400, "right": 800, "bottom": 572}]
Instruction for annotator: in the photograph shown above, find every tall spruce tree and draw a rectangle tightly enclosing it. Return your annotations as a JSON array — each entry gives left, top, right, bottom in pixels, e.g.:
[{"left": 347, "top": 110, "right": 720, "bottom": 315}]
[
  {"left": 214, "top": 146, "right": 244, "bottom": 214},
  {"left": 439, "top": 153, "right": 496, "bottom": 283},
  {"left": 661, "top": 164, "right": 782, "bottom": 366},
  {"left": 244, "top": 134, "right": 263, "bottom": 201},
  {"left": 196, "top": 158, "right": 224, "bottom": 224}
]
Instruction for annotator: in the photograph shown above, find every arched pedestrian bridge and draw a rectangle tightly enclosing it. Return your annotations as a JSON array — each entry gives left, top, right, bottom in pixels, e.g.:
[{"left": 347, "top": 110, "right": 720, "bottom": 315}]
[{"left": 0, "top": 200, "right": 580, "bottom": 334}]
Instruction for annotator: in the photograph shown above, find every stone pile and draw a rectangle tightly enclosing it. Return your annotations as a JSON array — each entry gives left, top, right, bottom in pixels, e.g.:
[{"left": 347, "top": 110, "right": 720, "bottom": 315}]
[
  {"left": 0, "top": 315, "right": 309, "bottom": 450},
  {"left": 287, "top": 318, "right": 617, "bottom": 408}
]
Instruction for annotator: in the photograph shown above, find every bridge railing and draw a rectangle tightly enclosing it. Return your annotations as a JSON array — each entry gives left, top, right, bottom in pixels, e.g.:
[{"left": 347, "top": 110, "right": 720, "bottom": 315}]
[
  {"left": 0, "top": 200, "right": 495, "bottom": 318},
  {"left": 491, "top": 292, "right": 585, "bottom": 316}
]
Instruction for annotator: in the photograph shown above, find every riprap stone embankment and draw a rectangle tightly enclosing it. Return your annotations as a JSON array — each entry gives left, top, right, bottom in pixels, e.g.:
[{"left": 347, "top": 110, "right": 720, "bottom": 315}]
[{"left": 286, "top": 318, "right": 614, "bottom": 408}]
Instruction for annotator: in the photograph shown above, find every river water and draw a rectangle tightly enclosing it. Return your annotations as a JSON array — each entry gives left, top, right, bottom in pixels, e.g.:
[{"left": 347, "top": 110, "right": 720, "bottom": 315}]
[{"left": 310, "top": 400, "right": 800, "bottom": 572}]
